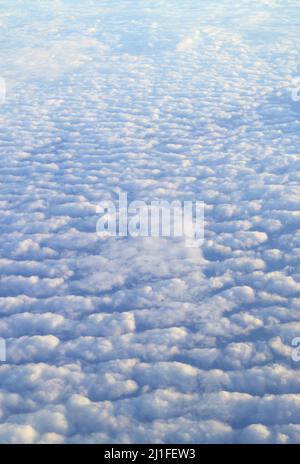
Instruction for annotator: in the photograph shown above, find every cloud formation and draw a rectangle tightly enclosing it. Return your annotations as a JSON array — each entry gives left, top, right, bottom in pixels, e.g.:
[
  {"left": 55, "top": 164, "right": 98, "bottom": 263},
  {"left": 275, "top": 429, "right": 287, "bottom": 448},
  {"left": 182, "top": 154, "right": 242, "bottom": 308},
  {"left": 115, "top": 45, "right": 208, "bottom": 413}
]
[{"left": 0, "top": 0, "right": 299, "bottom": 444}]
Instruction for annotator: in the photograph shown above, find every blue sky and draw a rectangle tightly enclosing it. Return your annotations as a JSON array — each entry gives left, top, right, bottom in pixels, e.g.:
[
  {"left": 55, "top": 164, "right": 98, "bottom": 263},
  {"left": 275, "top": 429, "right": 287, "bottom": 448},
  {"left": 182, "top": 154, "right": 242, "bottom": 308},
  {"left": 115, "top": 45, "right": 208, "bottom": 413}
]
[{"left": 0, "top": 0, "right": 300, "bottom": 444}]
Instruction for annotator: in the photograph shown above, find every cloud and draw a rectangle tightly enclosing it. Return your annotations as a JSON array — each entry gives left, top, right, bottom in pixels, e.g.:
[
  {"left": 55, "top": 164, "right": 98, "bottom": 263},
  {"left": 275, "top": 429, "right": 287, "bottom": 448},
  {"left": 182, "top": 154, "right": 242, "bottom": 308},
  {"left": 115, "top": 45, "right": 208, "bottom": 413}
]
[{"left": 0, "top": 0, "right": 299, "bottom": 444}]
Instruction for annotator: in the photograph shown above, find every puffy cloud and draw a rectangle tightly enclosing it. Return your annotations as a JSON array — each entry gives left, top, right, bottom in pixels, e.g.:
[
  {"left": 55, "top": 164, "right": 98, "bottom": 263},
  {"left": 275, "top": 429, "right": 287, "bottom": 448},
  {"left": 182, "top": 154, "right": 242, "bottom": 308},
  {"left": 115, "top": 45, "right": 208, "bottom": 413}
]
[
  {"left": 0, "top": 424, "right": 38, "bottom": 444},
  {"left": 0, "top": 0, "right": 299, "bottom": 445}
]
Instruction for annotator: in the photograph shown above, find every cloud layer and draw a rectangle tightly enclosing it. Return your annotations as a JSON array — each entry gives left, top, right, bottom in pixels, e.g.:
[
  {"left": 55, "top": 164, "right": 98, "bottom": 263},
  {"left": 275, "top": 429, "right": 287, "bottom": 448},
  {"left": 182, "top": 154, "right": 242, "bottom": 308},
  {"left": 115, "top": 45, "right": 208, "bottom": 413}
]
[{"left": 0, "top": 0, "right": 299, "bottom": 444}]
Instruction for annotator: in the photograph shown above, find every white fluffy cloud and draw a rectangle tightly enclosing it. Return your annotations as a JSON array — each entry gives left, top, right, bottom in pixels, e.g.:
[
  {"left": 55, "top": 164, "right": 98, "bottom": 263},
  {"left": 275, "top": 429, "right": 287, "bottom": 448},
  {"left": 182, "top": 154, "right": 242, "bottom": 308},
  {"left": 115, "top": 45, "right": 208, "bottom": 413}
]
[{"left": 0, "top": 0, "right": 299, "bottom": 444}]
